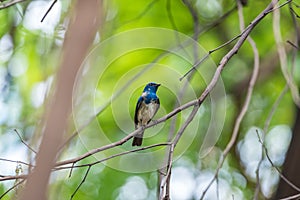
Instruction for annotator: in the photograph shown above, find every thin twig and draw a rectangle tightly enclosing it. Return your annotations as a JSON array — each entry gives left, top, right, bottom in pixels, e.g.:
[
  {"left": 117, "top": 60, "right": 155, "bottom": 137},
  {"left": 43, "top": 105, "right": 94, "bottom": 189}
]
[
  {"left": 70, "top": 166, "right": 91, "bottom": 200},
  {"left": 160, "top": 144, "right": 174, "bottom": 193},
  {"left": 200, "top": 0, "right": 268, "bottom": 197},
  {"left": 287, "top": 40, "right": 300, "bottom": 50},
  {"left": 225, "top": 0, "right": 260, "bottom": 159},
  {"left": 0, "top": 0, "right": 27, "bottom": 9},
  {"left": 254, "top": 132, "right": 264, "bottom": 200},
  {"left": 0, "top": 158, "right": 33, "bottom": 167},
  {"left": 41, "top": 0, "right": 57, "bottom": 22},
  {"left": 56, "top": 127, "right": 148, "bottom": 167},
  {"left": 160, "top": 0, "right": 207, "bottom": 193},
  {"left": 0, "top": 164, "right": 26, "bottom": 200},
  {"left": 160, "top": 78, "right": 191, "bottom": 199},
  {"left": 182, "top": 0, "right": 200, "bottom": 59},
  {"left": 166, "top": 0, "right": 184, "bottom": 49},
  {"left": 161, "top": 145, "right": 174, "bottom": 200},
  {"left": 55, "top": 143, "right": 171, "bottom": 170},
  {"left": 264, "top": 85, "right": 289, "bottom": 132},
  {"left": 256, "top": 130, "right": 300, "bottom": 193},
  {"left": 201, "top": 6, "right": 237, "bottom": 35},
  {"left": 173, "top": 105, "right": 199, "bottom": 146},
  {"left": 161, "top": 105, "right": 200, "bottom": 199},
  {"left": 0, "top": 179, "right": 26, "bottom": 199},
  {"left": 14, "top": 129, "right": 37, "bottom": 154},
  {"left": 273, "top": 0, "right": 300, "bottom": 107},
  {"left": 0, "top": 174, "right": 27, "bottom": 181},
  {"left": 289, "top": 6, "right": 300, "bottom": 18},
  {"left": 120, "top": 0, "right": 158, "bottom": 26},
  {"left": 179, "top": 32, "right": 243, "bottom": 81},
  {"left": 200, "top": 161, "right": 223, "bottom": 200},
  {"left": 254, "top": 85, "right": 289, "bottom": 200},
  {"left": 292, "top": 1, "right": 300, "bottom": 8},
  {"left": 160, "top": 0, "right": 202, "bottom": 198},
  {"left": 266, "top": 0, "right": 292, "bottom": 14},
  {"left": 223, "top": 0, "right": 260, "bottom": 157},
  {"left": 216, "top": 176, "right": 220, "bottom": 200},
  {"left": 279, "top": 193, "right": 300, "bottom": 200},
  {"left": 180, "top": 0, "right": 292, "bottom": 81},
  {"left": 68, "top": 163, "right": 75, "bottom": 178},
  {"left": 0, "top": 143, "right": 171, "bottom": 182}
]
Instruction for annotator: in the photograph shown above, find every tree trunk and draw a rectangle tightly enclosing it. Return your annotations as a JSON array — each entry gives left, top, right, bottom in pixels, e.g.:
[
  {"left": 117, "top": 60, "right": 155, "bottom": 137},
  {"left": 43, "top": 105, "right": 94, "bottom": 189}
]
[{"left": 274, "top": 107, "right": 300, "bottom": 199}]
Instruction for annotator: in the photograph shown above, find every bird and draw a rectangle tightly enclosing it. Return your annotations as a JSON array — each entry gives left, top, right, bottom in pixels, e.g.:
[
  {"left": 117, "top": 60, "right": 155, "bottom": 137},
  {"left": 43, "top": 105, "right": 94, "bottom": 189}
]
[{"left": 132, "top": 82, "right": 161, "bottom": 146}]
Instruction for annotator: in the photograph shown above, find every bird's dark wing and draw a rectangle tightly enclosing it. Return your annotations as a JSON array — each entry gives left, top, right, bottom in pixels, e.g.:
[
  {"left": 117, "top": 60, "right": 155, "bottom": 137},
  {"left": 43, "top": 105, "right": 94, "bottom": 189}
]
[
  {"left": 154, "top": 98, "right": 160, "bottom": 105},
  {"left": 134, "top": 96, "right": 143, "bottom": 127}
]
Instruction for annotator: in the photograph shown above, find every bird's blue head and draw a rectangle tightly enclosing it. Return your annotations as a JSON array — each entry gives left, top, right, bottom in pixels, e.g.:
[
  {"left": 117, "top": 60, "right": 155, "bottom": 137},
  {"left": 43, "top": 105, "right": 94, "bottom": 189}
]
[{"left": 143, "top": 82, "right": 161, "bottom": 93}]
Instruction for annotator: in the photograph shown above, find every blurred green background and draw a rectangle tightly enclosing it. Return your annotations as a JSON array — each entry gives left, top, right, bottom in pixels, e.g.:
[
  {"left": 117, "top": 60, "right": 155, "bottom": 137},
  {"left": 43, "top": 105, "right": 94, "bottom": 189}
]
[{"left": 0, "top": 0, "right": 299, "bottom": 199}]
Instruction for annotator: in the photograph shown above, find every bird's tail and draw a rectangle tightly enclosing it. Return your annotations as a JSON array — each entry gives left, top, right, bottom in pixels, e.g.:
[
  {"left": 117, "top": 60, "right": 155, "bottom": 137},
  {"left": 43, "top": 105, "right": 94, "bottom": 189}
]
[{"left": 132, "top": 131, "right": 144, "bottom": 146}]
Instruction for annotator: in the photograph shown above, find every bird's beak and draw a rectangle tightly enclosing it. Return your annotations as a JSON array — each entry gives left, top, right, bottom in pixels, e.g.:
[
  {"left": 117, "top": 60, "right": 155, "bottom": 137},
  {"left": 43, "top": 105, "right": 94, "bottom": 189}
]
[{"left": 156, "top": 83, "right": 161, "bottom": 87}]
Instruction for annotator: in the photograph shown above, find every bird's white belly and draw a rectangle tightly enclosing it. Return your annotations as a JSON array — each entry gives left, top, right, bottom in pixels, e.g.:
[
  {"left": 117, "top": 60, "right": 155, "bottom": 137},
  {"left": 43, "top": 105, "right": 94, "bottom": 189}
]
[{"left": 138, "top": 102, "right": 158, "bottom": 125}]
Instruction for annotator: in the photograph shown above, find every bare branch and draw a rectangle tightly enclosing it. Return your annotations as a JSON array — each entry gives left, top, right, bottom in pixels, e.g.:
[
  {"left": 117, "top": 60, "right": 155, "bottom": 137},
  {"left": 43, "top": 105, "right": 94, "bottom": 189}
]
[
  {"left": 256, "top": 130, "right": 300, "bottom": 193},
  {"left": 0, "top": 143, "right": 170, "bottom": 183},
  {"left": 223, "top": 0, "right": 260, "bottom": 157},
  {"left": 279, "top": 193, "right": 300, "bottom": 200},
  {"left": 0, "top": 179, "right": 26, "bottom": 199},
  {"left": 159, "top": 4, "right": 236, "bottom": 197},
  {"left": 70, "top": 166, "right": 91, "bottom": 200},
  {"left": 273, "top": 0, "right": 300, "bottom": 107},
  {"left": 0, "top": 158, "right": 33, "bottom": 168},
  {"left": 264, "top": 85, "right": 289, "bottom": 132},
  {"left": 55, "top": 143, "right": 171, "bottom": 170},
  {"left": 119, "top": 0, "right": 158, "bottom": 27},
  {"left": 166, "top": 0, "right": 190, "bottom": 58},
  {"left": 201, "top": 0, "right": 281, "bottom": 198},
  {"left": 0, "top": 0, "right": 27, "bottom": 9},
  {"left": 254, "top": 136, "right": 264, "bottom": 200},
  {"left": 0, "top": 175, "right": 27, "bottom": 181},
  {"left": 182, "top": 0, "right": 200, "bottom": 59},
  {"left": 179, "top": 32, "right": 242, "bottom": 81},
  {"left": 287, "top": 40, "right": 300, "bottom": 50},
  {"left": 14, "top": 129, "right": 37, "bottom": 154},
  {"left": 254, "top": 85, "right": 289, "bottom": 200},
  {"left": 289, "top": 6, "right": 300, "bottom": 18},
  {"left": 160, "top": 144, "right": 174, "bottom": 200},
  {"left": 41, "top": 0, "right": 57, "bottom": 22},
  {"left": 56, "top": 128, "right": 144, "bottom": 167}
]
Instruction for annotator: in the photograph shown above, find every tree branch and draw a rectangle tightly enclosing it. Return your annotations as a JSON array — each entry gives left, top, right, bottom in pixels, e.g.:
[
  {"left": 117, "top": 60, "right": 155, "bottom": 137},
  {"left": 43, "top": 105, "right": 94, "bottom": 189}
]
[
  {"left": 14, "top": 129, "right": 37, "bottom": 154},
  {"left": 273, "top": 0, "right": 300, "bottom": 107},
  {"left": 40, "top": 0, "right": 57, "bottom": 22},
  {"left": 70, "top": 166, "right": 91, "bottom": 200},
  {"left": 0, "top": 0, "right": 26, "bottom": 9},
  {"left": 256, "top": 130, "right": 300, "bottom": 193},
  {"left": 200, "top": 0, "right": 284, "bottom": 199},
  {"left": 19, "top": 1, "right": 102, "bottom": 199},
  {"left": 0, "top": 179, "right": 26, "bottom": 199}
]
